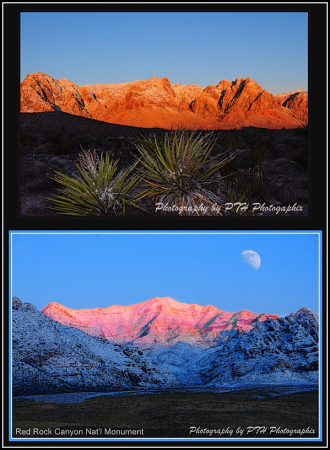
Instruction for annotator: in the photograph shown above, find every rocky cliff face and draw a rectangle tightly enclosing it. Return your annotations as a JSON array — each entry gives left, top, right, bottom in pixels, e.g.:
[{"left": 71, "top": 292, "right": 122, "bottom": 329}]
[
  {"left": 12, "top": 297, "right": 176, "bottom": 396},
  {"left": 181, "top": 307, "right": 318, "bottom": 386},
  {"left": 41, "top": 296, "right": 279, "bottom": 349},
  {"left": 276, "top": 90, "right": 309, "bottom": 122},
  {"left": 20, "top": 72, "right": 308, "bottom": 129},
  {"left": 190, "top": 77, "right": 308, "bottom": 128},
  {"left": 20, "top": 74, "right": 92, "bottom": 118}
]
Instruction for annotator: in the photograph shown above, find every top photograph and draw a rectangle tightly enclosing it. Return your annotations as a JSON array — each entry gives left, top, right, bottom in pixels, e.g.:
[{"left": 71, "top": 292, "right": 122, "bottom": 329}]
[{"left": 19, "top": 11, "right": 310, "bottom": 218}]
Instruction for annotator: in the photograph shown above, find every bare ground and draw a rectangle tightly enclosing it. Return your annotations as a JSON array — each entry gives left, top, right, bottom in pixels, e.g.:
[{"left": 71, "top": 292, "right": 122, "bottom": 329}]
[{"left": 12, "top": 389, "right": 318, "bottom": 439}]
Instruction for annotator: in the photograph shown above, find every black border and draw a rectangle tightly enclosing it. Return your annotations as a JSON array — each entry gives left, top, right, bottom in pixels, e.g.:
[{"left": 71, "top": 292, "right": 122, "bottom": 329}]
[
  {"left": 3, "top": 2, "right": 328, "bottom": 448},
  {"left": 4, "top": 2, "right": 327, "bottom": 231}
]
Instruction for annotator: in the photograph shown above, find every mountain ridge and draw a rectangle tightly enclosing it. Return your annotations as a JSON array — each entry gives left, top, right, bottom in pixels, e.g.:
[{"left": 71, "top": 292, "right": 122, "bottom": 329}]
[
  {"left": 20, "top": 72, "right": 308, "bottom": 129},
  {"left": 41, "top": 296, "right": 279, "bottom": 349},
  {"left": 182, "top": 307, "right": 318, "bottom": 386},
  {"left": 12, "top": 297, "right": 176, "bottom": 395},
  {"left": 12, "top": 297, "right": 318, "bottom": 395}
]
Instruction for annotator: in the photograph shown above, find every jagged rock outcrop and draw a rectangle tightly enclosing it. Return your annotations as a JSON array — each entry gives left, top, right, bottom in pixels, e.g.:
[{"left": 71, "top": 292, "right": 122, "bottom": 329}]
[
  {"left": 276, "top": 90, "right": 309, "bottom": 121},
  {"left": 12, "top": 298, "right": 176, "bottom": 396},
  {"left": 41, "top": 297, "right": 278, "bottom": 349},
  {"left": 182, "top": 307, "right": 318, "bottom": 386},
  {"left": 20, "top": 73, "right": 91, "bottom": 118},
  {"left": 20, "top": 72, "right": 308, "bottom": 129},
  {"left": 190, "top": 77, "right": 307, "bottom": 128}
]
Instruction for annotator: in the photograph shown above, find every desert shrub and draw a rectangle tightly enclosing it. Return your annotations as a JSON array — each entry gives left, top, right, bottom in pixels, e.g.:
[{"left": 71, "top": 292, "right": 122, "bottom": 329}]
[
  {"left": 289, "top": 145, "right": 308, "bottom": 168},
  {"left": 26, "top": 165, "right": 41, "bottom": 178},
  {"left": 49, "top": 156, "right": 65, "bottom": 167},
  {"left": 220, "top": 151, "right": 244, "bottom": 177},
  {"left": 60, "top": 138, "right": 77, "bottom": 155},
  {"left": 227, "top": 163, "right": 274, "bottom": 205},
  {"left": 131, "top": 128, "right": 237, "bottom": 216},
  {"left": 296, "top": 122, "right": 308, "bottom": 138},
  {"left": 244, "top": 143, "right": 272, "bottom": 166},
  {"left": 219, "top": 131, "right": 240, "bottom": 153},
  {"left": 248, "top": 165, "right": 275, "bottom": 200},
  {"left": 20, "top": 130, "right": 37, "bottom": 149},
  {"left": 44, "top": 142, "right": 56, "bottom": 155},
  {"left": 27, "top": 177, "right": 55, "bottom": 193},
  {"left": 299, "top": 177, "right": 309, "bottom": 190},
  {"left": 221, "top": 146, "right": 275, "bottom": 210},
  {"left": 46, "top": 131, "right": 63, "bottom": 144},
  {"left": 45, "top": 129, "right": 79, "bottom": 155},
  {"left": 272, "top": 143, "right": 288, "bottom": 158},
  {"left": 233, "top": 139, "right": 276, "bottom": 202},
  {"left": 46, "top": 148, "right": 143, "bottom": 216},
  {"left": 225, "top": 185, "right": 258, "bottom": 216},
  {"left": 278, "top": 179, "right": 298, "bottom": 204},
  {"left": 79, "top": 134, "right": 96, "bottom": 147},
  {"left": 20, "top": 144, "right": 25, "bottom": 162},
  {"left": 95, "top": 134, "right": 105, "bottom": 148}
]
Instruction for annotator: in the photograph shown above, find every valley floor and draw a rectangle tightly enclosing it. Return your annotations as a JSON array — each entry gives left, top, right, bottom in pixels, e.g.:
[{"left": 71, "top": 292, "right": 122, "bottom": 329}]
[{"left": 12, "top": 385, "right": 319, "bottom": 440}]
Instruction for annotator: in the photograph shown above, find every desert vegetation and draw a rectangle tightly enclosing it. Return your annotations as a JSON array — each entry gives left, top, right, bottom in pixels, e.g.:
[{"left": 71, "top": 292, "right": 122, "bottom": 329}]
[
  {"left": 131, "top": 128, "right": 241, "bottom": 216},
  {"left": 47, "top": 149, "right": 143, "bottom": 216},
  {"left": 47, "top": 129, "right": 239, "bottom": 217},
  {"left": 19, "top": 112, "right": 309, "bottom": 216}
]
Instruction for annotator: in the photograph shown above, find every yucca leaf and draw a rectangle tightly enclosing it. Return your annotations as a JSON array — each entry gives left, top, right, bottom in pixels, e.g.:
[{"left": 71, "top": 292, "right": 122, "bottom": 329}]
[
  {"left": 47, "top": 149, "right": 145, "bottom": 216},
  {"left": 129, "top": 128, "right": 232, "bottom": 216}
]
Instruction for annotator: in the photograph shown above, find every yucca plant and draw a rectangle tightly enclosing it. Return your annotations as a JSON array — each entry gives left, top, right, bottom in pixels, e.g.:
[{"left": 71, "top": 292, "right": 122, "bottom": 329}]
[
  {"left": 131, "top": 128, "right": 237, "bottom": 216},
  {"left": 46, "top": 148, "right": 144, "bottom": 216}
]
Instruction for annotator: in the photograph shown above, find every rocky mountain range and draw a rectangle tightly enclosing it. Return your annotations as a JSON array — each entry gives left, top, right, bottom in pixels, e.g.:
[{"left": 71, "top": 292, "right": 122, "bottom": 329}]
[
  {"left": 12, "top": 297, "right": 176, "bottom": 396},
  {"left": 41, "top": 296, "right": 279, "bottom": 348},
  {"left": 12, "top": 296, "right": 318, "bottom": 396},
  {"left": 172, "top": 307, "right": 319, "bottom": 386},
  {"left": 20, "top": 72, "right": 308, "bottom": 130}
]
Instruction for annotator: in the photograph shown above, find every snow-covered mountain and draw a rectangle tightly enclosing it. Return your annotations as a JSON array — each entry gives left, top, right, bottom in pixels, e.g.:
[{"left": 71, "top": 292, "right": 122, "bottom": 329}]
[
  {"left": 12, "top": 297, "right": 319, "bottom": 396},
  {"left": 173, "top": 307, "right": 319, "bottom": 386},
  {"left": 41, "top": 296, "right": 279, "bottom": 349},
  {"left": 12, "top": 297, "right": 176, "bottom": 396}
]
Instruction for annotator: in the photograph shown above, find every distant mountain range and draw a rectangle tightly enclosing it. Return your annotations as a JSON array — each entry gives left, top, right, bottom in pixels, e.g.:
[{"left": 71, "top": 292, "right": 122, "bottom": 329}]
[
  {"left": 41, "top": 296, "right": 279, "bottom": 349},
  {"left": 20, "top": 72, "right": 308, "bottom": 129},
  {"left": 12, "top": 296, "right": 318, "bottom": 395}
]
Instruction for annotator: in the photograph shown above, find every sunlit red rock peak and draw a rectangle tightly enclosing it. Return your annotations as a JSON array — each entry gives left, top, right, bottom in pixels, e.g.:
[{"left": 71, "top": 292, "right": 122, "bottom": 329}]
[
  {"left": 20, "top": 72, "right": 308, "bottom": 130},
  {"left": 41, "top": 297, "right": 279, "bottom": 348}
]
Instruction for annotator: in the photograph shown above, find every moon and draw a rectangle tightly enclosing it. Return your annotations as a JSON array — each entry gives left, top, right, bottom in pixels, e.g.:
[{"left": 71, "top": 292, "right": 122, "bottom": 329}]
[{"left": 240, "top": 250, "right": 261, "bottom": 270}]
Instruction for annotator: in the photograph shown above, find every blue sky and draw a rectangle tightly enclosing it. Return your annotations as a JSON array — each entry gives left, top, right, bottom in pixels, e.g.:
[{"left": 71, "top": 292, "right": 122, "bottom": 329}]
[
  {"left": 20, "top": 12, "right": 308, "bottom": 94},
  {"left": 10, "top": 232, "right": 320, "bottom": 318}
]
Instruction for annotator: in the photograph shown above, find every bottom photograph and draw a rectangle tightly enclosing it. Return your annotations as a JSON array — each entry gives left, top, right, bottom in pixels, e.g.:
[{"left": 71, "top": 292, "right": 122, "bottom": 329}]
[{"left": 8, "top": 231, "right": 322, "bottom": 444}]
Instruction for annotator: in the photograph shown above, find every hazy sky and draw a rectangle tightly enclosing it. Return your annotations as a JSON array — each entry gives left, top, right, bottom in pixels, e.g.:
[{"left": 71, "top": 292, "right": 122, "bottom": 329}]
[
  {"left": 20, "top": 11, "right": 308, "bottom": 94},
  {"left": 11, "top": 231, "right": 320, "bottom": 318}
]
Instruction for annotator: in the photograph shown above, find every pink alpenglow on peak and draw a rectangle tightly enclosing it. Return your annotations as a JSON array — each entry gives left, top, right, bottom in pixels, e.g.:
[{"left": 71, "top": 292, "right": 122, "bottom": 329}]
[{"left": 41, "top": 297, "right": 279, "bottom": 349}]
